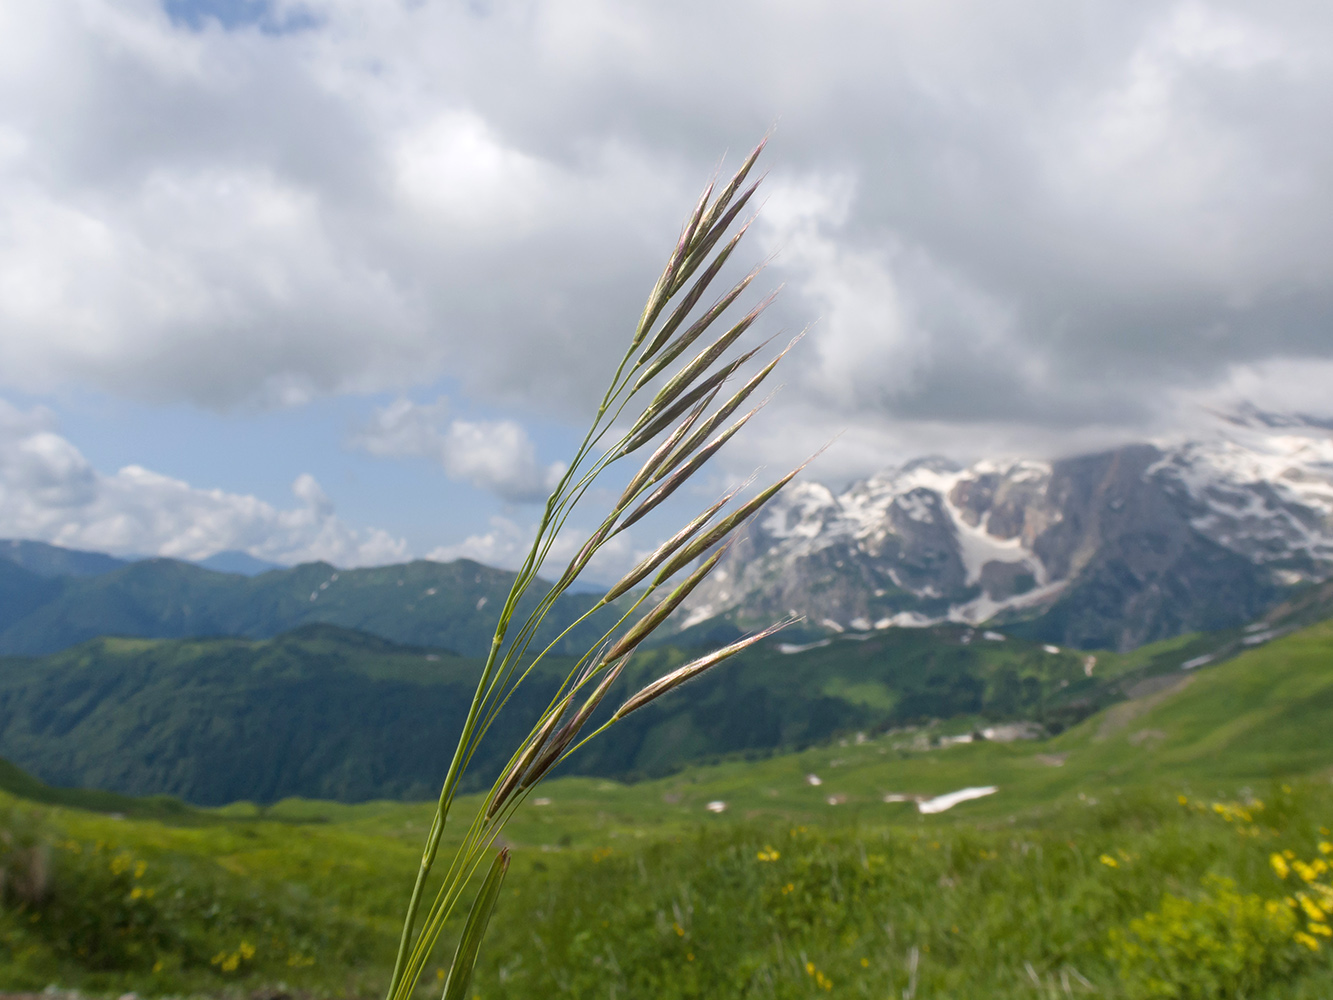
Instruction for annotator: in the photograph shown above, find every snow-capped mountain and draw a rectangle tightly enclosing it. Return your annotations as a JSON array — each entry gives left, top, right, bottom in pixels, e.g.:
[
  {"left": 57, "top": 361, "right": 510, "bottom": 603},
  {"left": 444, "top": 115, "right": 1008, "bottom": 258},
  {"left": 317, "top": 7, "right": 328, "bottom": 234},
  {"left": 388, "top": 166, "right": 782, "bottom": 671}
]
[{"left": 682, "top": 411, "right": 1333, "bottom": 651}]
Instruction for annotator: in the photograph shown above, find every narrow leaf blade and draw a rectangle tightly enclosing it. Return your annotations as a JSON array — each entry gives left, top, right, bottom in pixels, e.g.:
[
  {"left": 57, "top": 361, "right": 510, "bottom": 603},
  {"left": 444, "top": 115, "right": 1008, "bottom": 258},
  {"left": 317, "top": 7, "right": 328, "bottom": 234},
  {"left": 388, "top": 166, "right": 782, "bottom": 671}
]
[{"left": 441, "top": 849, "right": 511, "bottom": 1000}]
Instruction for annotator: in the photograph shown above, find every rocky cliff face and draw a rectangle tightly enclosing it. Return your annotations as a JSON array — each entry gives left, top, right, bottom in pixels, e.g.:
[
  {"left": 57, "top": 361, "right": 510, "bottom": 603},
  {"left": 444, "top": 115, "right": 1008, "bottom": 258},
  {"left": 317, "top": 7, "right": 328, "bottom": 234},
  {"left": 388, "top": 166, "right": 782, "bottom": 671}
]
[{"left": 682, "top": 413, "right": 1333, "bottom": 650}]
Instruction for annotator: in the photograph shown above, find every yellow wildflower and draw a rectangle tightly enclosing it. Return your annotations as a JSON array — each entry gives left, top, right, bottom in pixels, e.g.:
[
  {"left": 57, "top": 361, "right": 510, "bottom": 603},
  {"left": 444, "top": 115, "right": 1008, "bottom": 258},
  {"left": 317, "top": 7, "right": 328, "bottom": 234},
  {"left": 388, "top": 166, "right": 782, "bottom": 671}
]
[
  {"left": 1294, "top": 860, "right": 1323, "bottom": 883},
  {"left": 1271, "top": 853, "right": 1291, "bottom": 879},
  {"left": 1299, "top": 896, "right": 1326, "bottom": 921},
  {"left": 1099, "top": 854, "right": 1119, "bottom": 868}
]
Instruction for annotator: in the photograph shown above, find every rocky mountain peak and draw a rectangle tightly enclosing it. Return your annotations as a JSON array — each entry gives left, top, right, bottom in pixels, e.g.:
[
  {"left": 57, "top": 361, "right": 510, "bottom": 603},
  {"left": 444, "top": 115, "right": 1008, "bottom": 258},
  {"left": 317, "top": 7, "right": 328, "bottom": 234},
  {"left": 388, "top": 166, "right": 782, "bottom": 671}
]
[{"left": 683, "top": 416, "right": 1333, "bottom": 651}]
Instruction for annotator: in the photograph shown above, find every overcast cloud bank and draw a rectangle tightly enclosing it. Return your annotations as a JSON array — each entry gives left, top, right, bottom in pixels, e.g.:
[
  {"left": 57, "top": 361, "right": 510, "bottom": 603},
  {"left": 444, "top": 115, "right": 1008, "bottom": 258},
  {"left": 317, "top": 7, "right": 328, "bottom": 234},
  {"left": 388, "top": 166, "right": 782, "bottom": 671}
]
[{"left": 2, "top": 1, "right": 1332, "bottom": 564}]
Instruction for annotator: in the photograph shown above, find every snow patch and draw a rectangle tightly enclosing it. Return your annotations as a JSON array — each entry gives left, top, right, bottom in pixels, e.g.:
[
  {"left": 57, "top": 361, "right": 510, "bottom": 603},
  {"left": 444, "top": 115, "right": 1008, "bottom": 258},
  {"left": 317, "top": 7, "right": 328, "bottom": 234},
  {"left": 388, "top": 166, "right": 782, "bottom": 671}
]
[
  {"left": 679, "top": 604, "right": 715, "bottom": 629},
  {"left": 777, "top": 639, "right": 832, "bottom": 655},
  {"left": 918, "top": 786, "right": 998, "bottom": 814}
]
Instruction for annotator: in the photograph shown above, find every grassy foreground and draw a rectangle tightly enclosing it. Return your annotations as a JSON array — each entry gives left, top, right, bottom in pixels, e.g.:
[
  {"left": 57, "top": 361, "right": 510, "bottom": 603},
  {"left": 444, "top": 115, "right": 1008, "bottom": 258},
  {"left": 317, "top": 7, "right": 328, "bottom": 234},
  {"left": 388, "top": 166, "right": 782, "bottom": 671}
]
[{"left": 1, "top": 621, "right": 1332, "bottom": 997}]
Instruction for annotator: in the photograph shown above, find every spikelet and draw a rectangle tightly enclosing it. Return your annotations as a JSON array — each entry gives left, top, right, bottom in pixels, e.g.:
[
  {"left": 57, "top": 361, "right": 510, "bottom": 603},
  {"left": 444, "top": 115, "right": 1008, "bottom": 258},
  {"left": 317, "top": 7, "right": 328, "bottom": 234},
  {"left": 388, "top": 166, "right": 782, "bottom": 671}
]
[{"left": 613, "top": 618, "right": 799, "bottom": 720}]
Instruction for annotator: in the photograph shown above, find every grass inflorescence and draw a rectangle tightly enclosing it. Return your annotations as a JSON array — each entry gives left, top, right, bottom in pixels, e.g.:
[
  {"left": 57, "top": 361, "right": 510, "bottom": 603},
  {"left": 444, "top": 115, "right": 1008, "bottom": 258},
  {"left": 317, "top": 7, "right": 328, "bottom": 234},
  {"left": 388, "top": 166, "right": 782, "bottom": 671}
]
[{"left": 383, "top": 137, "right": 816, "bottom": 1000}]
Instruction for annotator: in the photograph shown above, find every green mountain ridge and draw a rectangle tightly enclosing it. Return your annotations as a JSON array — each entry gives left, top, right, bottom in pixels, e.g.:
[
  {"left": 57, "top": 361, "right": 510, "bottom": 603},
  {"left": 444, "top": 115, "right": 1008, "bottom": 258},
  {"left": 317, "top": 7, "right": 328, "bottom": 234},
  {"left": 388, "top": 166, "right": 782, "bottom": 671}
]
[
  {"left": 1, "top": 537, "right": 128, "bottom": 578},
  {"left": 2, "top": 612, "right": 1331, "bottom": 820},
  {"left": 0, "top": 606, "right": 1281, "bottom": 806},
  {"left": 0, "top": 554, "right": 630, "bottom": 657}
]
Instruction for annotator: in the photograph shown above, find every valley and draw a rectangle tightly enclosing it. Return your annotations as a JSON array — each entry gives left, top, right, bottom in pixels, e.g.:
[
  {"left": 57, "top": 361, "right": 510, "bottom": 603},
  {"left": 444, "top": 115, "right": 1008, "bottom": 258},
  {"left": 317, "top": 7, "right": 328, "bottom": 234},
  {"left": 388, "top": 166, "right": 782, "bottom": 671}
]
[{"left": 0, "top": 617, "right": 1331, "bottom": 996}]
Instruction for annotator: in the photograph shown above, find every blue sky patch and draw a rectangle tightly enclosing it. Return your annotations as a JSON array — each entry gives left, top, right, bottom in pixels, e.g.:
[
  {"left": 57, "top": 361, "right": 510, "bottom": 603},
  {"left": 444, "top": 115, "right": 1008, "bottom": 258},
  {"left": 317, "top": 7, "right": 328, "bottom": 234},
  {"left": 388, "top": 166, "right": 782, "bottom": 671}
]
[{"left": 163, "top": 0, "right": 319, "bottom": 34}]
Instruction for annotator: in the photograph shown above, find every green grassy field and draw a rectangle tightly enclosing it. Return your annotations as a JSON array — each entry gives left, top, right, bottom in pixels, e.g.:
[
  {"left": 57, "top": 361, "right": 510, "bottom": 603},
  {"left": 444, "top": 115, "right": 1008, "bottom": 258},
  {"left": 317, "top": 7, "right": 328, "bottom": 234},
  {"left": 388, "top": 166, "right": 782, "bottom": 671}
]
[{"left": 1, "top": 620, "right": 1331, "bottom": 997}]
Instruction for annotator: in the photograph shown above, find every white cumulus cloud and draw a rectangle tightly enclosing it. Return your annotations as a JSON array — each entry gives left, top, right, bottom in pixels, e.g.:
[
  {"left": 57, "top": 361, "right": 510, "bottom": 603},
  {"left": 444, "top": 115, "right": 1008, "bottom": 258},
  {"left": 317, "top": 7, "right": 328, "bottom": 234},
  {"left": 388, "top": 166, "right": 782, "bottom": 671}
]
[
  {"left": 0, "top": 398, "right": 405, "bottom": 565},
  {"left": 350, "top": 397, "right": 565, "bottom": 503}
]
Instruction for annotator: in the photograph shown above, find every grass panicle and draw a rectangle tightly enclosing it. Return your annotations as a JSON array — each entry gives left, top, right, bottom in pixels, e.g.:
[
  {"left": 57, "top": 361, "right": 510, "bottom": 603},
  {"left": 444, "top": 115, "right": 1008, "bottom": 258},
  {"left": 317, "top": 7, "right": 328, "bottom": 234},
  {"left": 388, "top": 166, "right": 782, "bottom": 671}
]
[{"left": 384, "top": 139, "right": 805, "bottom": 1000}]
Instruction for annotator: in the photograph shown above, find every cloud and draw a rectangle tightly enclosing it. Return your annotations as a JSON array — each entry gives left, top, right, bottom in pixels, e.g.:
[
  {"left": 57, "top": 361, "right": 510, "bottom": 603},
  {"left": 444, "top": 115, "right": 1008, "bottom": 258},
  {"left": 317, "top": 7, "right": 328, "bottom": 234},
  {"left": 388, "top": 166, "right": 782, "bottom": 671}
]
[
  {"left": 1, "top": 0, "right": 1332, "bottom": 478},
  {"left": 0, "top": 399, "right": 405, "bottom": 565},
  {"left": 350, "top": 397, "right": 564, "bottom": 503},
  {"left": 426, "top": 514, "right": 634, "bottom": 581}
]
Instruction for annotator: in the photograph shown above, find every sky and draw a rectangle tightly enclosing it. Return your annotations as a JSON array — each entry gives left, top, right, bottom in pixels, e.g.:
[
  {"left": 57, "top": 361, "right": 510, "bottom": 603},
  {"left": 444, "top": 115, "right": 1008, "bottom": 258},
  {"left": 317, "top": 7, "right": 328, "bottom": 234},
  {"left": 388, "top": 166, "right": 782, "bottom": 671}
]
[{"left": 2, "top": 0, "right": 1332, "bottom": 573}]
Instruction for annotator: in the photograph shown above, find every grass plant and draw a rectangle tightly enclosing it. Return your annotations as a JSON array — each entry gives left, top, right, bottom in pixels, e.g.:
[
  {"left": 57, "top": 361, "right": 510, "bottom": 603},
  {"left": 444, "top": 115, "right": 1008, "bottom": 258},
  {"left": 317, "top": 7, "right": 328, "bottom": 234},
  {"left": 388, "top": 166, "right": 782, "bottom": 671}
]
[{"left": 383, "top": 139, "right": 811, "bottom": 1000}]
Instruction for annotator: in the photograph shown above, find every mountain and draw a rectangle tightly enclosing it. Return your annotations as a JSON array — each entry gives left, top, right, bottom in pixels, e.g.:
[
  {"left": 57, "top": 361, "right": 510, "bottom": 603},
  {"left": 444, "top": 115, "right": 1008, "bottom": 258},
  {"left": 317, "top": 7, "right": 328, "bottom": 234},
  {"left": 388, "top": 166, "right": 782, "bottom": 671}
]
[
  {"left": 4, "top": 411, "right": 1329, "bottom": 658},
  {"left": 0, "top": 617, "right": 1168, "bottom": 805},
  {"left": 192, "top": 550, "right": 285, "bottom": 575},
  {"left": 0, "top": 555, "right": 628, "bottom": 658},
  {"left": 0, "top": 559, "right": 63, "bottom": 634},
  {"left": 683, "top": 415, "right": 1333, "bottom": 651},
  {"left": 0, "top": 538, "right": 128, "bottom": 577}
]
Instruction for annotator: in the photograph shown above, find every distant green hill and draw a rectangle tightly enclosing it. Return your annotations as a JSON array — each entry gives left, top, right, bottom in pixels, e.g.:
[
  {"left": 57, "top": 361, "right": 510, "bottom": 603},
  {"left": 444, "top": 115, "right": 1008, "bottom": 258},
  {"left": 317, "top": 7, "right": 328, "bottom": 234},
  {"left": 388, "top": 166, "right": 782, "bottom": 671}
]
[
  {"left": 0, "top": 624, "right": 525, "bottom": 804},
  {"left": 0, "top": 618, "right": 1172, "bottom": 806},
  {"left": 0, "top": 538, "right": 128, "bottom": 578},
  {"left": 0, "top": 754, "right": 194, "bottom": 820},
  {"left": 0, "top": 555, "right": 627, "bottom": 657},
  {"left": 0, "top": 558, "right": 63, "bottom": 634}
]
